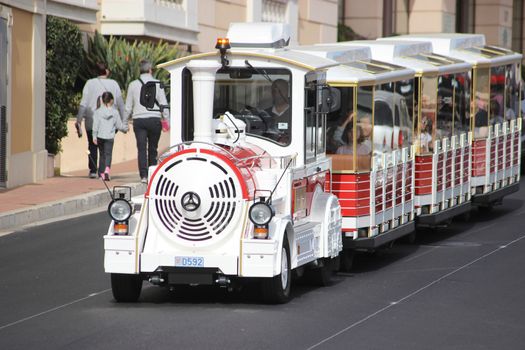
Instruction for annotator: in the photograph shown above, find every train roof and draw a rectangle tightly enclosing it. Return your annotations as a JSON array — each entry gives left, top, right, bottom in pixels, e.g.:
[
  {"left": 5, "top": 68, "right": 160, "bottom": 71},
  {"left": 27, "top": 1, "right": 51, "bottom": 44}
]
[
  {"left": 292, "top": 44, "right": 414, "bottom": 85},
  {"left": 334, "top": 40, "right": 471, "bottom": 75},
  {"left": 158, "top": 22, "right": 338, "bottom": 72},
  {"left": 290, "top": 45, "right": 371, "bottom": 63},
  {"left": 390, "top": 34, "right": 522, "bottom": 67},
  {"left": 157, "top": 49, "right": 337, "bottom": 72}
]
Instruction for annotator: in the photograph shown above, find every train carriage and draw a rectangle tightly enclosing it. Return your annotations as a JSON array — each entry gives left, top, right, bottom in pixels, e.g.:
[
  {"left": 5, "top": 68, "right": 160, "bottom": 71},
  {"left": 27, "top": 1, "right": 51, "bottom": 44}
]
[
  {"left": 292, "top": 44, "right": 418, "bottom": 265},
  {"left": 335, "top": 40, "right": 474, "bottom": 227},
  {"left": 103, "top": 23, "right": 344, "bottom": 303},
  {"left": 392, "top": 34, "right": 522, "bottom": 210}
]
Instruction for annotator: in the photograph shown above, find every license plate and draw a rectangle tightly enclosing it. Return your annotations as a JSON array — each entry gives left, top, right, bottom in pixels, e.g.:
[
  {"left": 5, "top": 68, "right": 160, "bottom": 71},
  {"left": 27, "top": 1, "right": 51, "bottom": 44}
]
[{"left": 175, "top": 256, "right": 204, "bottom": 267}]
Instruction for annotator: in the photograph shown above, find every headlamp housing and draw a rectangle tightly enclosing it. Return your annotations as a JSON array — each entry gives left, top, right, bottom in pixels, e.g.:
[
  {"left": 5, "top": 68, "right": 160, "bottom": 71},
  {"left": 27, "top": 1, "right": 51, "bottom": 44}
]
[
  {"left": 249, "top": 201, "right": 274, "bottom": 226},
  {"left": 108, "top": 198, "right": 133, "bottom": 222}
]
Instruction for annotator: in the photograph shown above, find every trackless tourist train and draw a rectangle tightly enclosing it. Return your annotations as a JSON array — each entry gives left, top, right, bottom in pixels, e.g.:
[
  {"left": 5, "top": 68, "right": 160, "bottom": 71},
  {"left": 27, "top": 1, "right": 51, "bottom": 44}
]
[{"left": 102, "top": 23, "right": 522, "bottom": 303}]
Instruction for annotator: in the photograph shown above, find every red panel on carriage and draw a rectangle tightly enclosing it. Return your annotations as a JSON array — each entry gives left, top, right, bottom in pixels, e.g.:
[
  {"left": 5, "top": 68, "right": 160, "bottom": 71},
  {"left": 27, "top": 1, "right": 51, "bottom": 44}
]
[
  {"left": 330, "top": 173, "right": 371, "bottom": 217},
  {"left": 415, "top": 155, "right": 433, "bottom": 195}
]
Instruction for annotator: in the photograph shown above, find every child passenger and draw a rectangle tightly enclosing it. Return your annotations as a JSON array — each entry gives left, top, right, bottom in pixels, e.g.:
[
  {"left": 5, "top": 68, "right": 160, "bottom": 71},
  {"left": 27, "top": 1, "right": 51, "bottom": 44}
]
[{"left": 92, "top": 92, "right": 126, "bottom": 181}]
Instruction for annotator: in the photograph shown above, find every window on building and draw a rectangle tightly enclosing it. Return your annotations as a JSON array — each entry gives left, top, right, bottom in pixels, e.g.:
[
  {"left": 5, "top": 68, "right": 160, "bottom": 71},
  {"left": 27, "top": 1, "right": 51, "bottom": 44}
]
[
  {"left": 395, "top": 0, "right": 410, "bottom": 35},
  {"left": 456, "top": 0, "right": 475, "bottom": 33},
  {"left": 262, "top": 0, "right": 287, "bottom": 22},
  {"left": 512, "top": 0, "right": 523, "bottom": 52}
]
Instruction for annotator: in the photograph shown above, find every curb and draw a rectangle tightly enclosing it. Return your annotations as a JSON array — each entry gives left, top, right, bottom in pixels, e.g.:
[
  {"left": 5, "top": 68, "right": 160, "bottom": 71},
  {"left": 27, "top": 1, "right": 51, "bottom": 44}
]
[{"left": 0, "top": 182, "right": 146, "bottom": 231}]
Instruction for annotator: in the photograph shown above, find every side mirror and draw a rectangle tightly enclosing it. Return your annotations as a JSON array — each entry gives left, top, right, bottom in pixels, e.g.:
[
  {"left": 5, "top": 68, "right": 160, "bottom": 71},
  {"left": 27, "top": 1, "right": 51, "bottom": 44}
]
[
  {"left": 321, "top": 86, "right": 341, "bottom": 113},
  {"left": 140, "top": 81, "right": 158, "bottom": 109}
]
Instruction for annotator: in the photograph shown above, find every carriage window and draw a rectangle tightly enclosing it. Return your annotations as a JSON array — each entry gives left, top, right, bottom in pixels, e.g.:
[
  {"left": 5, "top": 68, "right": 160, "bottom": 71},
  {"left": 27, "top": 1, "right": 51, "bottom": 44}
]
[
  {"left": 473, "top": 67, "right": 490, "bottom": 139},
  {"left": 181, "top": 67, "right": 292, "bottom": 146},
  {"left": 504, "top": 63, "right": 520, "bottom": 122},
  {"left": 490, "top": 65, "right": 505, "bottom": 126},
  {"left": 396, "top": 78, "right": 415, "bottom": 149},
  {"left": 356, "top": 86, "right": 373, "bottom": 171},
  {"left": 418, "top": 76, "right": 438, "bottom": 153},
  {"left": 437, "top": 74, "right": 454, "bottom": 140},
  {"left": 327, "top": 87, "right": 354, "bottom": 154},
  {"left": 453, "top": 72, "right": 471, "bottom": 136},
  {"left": 374, "top": 83, "right": 395, "bottom": 153}
]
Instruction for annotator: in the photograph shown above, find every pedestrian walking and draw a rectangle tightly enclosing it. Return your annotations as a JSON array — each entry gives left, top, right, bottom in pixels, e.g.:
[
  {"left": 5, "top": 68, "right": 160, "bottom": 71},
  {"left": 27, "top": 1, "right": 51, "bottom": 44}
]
[
  {"left": 76, "top": 62, "right": 125, "bottom": 178},
  {"left": 92, "top": 92, "right": 127, "bottom": 181},
  {"left": 124, "top": 59, "right": 169, "bottom": 183}
]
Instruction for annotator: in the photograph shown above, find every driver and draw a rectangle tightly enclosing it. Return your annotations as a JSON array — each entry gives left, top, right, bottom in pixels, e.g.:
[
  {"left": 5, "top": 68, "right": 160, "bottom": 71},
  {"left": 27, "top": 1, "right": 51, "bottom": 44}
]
[{"left": 264, "top": 79, "right": 290, "bottom": 140}]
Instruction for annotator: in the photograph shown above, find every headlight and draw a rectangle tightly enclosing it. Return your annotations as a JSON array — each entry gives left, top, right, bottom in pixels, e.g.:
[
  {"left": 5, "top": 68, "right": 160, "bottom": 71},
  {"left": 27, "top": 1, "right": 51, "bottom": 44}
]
[
  {"left": 249, "top": 201, "right": 274, "bottom": 226},
  {"left": 108, "top": 199, "right": 132, "bottom": 222}
]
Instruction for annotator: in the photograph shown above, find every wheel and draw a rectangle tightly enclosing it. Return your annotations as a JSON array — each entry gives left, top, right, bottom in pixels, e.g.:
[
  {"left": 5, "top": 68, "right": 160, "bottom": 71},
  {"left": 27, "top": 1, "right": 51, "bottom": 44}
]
[
  {"left": 339, "top": 249, "right": 355, "bottom": 272},
  {"left": 402, "top": 231, "right": 417, "bottom": 244},
  {"left": 478, "top": 204, "right": 493, "bottom": 214},
  {"left": 459, "top": 211, "right": 471, "bottom": 222},
  {"left": 307, "top": 257, "right": 337, "bottom": 286},
  {"left": 262, "top": 238, "right": 291, "bottom": 304},
  {"left": 111, "top": 273, "right": 143, "bottom": 302}
]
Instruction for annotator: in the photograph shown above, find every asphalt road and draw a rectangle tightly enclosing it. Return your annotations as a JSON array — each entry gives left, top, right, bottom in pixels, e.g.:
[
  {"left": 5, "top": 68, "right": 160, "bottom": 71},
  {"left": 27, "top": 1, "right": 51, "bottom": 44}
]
[{"left": 1, "top": 183, "right": 524, "bottom": 349}]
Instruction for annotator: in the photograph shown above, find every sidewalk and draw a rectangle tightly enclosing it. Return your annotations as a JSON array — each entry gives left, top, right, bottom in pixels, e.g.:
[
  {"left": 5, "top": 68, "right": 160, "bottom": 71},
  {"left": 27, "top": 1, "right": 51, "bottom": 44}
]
[{"left": 0, "top": 159, "right": 146, "bottom": 232}]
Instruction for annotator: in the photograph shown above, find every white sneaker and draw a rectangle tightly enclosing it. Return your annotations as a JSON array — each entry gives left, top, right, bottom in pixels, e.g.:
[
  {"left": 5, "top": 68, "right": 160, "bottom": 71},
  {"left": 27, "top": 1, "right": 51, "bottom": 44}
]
[{"left": 141, "top": 177, "right": 147, "bottom": 184}]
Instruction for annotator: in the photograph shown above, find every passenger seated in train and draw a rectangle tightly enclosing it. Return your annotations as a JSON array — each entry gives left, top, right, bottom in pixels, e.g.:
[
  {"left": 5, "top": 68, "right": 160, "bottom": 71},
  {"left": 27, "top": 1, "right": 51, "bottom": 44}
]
[
  {"left": 473, "top": 91, "right": 489, "bottom": 138},
  {"left": 336, "top": 124, "right": 371, "bottom": 156}
]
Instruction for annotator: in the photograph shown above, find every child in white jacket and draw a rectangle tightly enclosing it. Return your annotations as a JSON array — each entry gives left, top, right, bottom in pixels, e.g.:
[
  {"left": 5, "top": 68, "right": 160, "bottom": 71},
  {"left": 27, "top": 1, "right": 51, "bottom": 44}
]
[{"left": 92, "top": 92, "right": 126, "bottom": 181}]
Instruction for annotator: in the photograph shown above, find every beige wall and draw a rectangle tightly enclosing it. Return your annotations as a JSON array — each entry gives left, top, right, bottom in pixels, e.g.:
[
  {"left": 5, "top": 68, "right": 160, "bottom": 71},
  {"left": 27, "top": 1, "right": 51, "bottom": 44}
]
[
  {"left": 10, "top": 7, "right": 32, "bottom": 154},
  {"left": 475, "top": 0, "right": 513, "bottom": 48},
  {"left": 342, "top": 0, "right": 520, "bottom": 49},
  {"left": 298, "top": 0, "right": 337, "bottom": 44},
  {"left": 196, "top": 0, "right": 247, "bottom": 52},
  {"left": 342, "top": 0, "right": 383, "bottom": 39},
  {"left": 408, "top": 0, "right": 456, "bottom": 34}
]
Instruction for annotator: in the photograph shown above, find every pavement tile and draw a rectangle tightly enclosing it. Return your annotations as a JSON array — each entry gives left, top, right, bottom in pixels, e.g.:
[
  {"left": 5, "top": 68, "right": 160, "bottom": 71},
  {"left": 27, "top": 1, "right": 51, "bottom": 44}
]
[{"left": 0, "top": 160, "right": 146, "bottom": 231}]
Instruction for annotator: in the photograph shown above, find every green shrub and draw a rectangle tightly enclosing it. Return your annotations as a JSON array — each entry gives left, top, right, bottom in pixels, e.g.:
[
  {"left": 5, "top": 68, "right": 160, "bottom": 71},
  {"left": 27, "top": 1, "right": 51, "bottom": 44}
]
[
  {"left": 337, "top": 23, "right": 366, "bottom": 42},
  {"left": 80, "top": 32, "right": 184, "bottom": 96},
  {"left": 46, "top": 16, "right": 83, "bottom": 155}
]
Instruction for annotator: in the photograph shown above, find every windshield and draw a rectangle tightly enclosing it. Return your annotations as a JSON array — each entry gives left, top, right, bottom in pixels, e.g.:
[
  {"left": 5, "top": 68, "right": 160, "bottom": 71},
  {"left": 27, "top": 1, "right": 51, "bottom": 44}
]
[{"left": 214, "top": 67, "right": 292, "bottom": 146}]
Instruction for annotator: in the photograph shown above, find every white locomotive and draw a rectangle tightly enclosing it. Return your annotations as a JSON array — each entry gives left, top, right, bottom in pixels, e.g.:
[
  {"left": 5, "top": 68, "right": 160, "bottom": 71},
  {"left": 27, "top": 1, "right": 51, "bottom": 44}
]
[{"left": 104, "top": 23, "right": 343, "bottom": 303}]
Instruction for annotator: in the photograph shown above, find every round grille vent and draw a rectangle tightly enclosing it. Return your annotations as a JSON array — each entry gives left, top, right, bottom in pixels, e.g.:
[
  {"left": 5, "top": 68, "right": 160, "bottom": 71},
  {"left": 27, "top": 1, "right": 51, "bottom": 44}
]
[{"left": 148, "top": 149, "right": 247, "bottom": 246}]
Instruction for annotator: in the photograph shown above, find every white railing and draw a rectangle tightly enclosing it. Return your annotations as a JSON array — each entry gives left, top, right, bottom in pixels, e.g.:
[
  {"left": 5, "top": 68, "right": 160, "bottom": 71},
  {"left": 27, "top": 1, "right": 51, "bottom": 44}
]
[
  {"left": 155, "top": 0, "right": 183, "bottom": 10},
  {"left": 262, "top": 0, "right": 287, "bottom": 23}
]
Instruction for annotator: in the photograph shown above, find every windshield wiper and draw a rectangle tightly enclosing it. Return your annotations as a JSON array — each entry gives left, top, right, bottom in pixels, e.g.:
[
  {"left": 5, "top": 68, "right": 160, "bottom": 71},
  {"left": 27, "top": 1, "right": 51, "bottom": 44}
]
[{"left": 245, "top": 60, "right": 273, "bottom": 83}]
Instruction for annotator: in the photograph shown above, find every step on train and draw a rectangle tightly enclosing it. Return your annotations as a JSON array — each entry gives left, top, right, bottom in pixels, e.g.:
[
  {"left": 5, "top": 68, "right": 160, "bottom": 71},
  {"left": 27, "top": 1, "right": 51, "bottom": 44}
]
[{"left": 102, "top": 22, "right": 522, "bottom": 303}]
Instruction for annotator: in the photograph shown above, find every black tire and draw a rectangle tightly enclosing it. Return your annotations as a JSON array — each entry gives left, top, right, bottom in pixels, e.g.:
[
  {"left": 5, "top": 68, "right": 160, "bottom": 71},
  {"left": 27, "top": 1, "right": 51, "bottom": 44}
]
[
  {"left": 402, "top": 231, "right": 417, "bottom": 244},
  {"left": 478, "top": 204, "right": 493, "bottom": 214},
  {"left": 339, "top": 249, "right": 355, "bottom": 272},
  {"left": 459, "top": 211, "right": 471, "bottom": 222},
  {"left": 308, "top": 257, "right": 337, "bottom": 286},
  {"left": 262, "top": 238, "right": 291, "bottom": 304},
  {"left": 111, "top": 273, "right": 143, "bottom": 302}
]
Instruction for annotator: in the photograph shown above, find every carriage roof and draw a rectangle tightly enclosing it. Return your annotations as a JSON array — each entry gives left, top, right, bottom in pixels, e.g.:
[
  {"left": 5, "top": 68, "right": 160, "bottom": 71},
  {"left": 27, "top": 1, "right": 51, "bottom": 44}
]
[
  {"left": 391, "top": 34, "right": 522, "bottom": 67},
  {"left": 336, "top": 40, "right": 471, "bottom": 75},
  {"left": 290, "top": 44, "right": 414, "bottom": 85}
]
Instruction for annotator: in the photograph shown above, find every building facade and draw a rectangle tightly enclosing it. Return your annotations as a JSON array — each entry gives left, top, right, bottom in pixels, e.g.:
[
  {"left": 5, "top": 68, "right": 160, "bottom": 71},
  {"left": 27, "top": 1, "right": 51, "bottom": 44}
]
[
  {"left": 1, "top": 0, "right": 524, "bottom": 188},
  {"left": 341, "top": 0, "right": 525, "bottom": 51}
]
